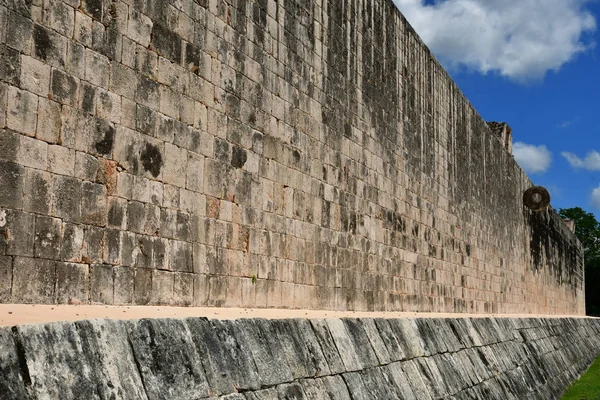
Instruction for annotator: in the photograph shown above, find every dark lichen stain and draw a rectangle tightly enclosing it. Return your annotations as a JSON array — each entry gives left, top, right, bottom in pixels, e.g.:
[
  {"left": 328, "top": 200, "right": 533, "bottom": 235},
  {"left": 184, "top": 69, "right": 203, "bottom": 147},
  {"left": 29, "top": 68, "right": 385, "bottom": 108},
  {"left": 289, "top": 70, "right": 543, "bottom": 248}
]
[
  {"left": 33, "top": 25, "right": 51, "bottom": 61},
  {"left": 140, "top": 143, "right": 163, "bottom": 178},
  {"left": 231, "top": 146, "right": 247, "bottom": 169},
  {"left": 94, "top": 121, "right": 115, "bottom": 155},
  {"left": 292, "top": 149, "right": 301, "bottom": 165},
  {"left": 83, "top": 0, "right": 103, "bottom": 20},
  {"left": 528, "top": 210, "right": 581, "bottom": 291},
  {"left": 81, "top": 85, "right": 95, "bottom": 114}
]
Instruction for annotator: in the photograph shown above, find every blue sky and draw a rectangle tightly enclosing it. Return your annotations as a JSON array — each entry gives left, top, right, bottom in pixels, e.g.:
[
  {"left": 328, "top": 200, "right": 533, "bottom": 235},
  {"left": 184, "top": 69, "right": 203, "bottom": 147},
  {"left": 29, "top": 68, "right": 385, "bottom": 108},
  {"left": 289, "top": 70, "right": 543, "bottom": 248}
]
[{"left": 393, "top": 0, "right": 600, "bottom": 217}]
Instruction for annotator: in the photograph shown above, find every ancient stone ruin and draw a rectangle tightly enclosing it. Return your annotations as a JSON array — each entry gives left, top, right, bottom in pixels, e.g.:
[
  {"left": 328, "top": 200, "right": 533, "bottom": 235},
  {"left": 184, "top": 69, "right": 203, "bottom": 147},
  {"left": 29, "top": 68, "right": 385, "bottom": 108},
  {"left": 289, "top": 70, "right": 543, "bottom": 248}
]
[{"left": 0, "top": 0, "right": 597, "bottom": 398}]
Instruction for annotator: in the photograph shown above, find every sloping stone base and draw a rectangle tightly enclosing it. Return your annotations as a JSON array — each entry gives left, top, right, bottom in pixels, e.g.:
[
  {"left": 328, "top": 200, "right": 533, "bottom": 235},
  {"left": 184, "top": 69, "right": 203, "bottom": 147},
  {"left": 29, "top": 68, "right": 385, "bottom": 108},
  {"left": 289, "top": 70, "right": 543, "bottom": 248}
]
[{"left": 1, "top": 317, "right": 599, "bottom": 399}]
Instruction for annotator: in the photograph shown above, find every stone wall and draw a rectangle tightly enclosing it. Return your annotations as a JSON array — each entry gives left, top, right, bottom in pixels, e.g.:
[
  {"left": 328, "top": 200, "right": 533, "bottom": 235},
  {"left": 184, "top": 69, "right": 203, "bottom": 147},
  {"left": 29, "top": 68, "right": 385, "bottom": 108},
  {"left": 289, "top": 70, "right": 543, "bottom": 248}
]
[
  {"left": 2, "top": 316, "right": 600, "bottom": 398},
  {"left": 0, "top": 0, "right": 584, "bottom": 313}
]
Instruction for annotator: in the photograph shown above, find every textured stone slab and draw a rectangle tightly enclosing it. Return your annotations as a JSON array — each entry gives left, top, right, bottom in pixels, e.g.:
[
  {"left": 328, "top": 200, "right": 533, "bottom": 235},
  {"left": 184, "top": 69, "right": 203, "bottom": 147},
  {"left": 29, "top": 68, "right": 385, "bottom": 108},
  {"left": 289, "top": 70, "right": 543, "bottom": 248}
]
[
  {"left": 415, "top": 319, "right": 448, "bottom": 354},
  {"left": 244, "top": 387, "right": 278, "bottom": 400},
  {"left": 127, "top": 318, "right": 210, "bottom": 399},
  {"left": 341, "top": 319, "right": 380, "bottom": 368},
  {"left": 2, "top": 317, "right": 600, "bottom": 399},
  {"left": 0, "top": 327, "right": 28, "bottom": 400},
  {"left": 186, "top": 317, "right": 260, "bottom": 394},
  {"left": 387, "top": 319, "right": 428, "bottom": 358},
  {"left": 325, "top": 319, "right": 364, "bottom": 371},
  {"left": 75, "top": 319, "right": 147, "bottom": 399},
  {"left": 270, "top": 318, "right": 330, "bottom": 379},
  {"left": 359, "top": 318, "right": 391, "bottom": 365},
  {"left": 341, "top": 372, "right": 370, "bottom": 400},
  {"left": 319, "top": 375, "right": 353, "bottom": 400},
  {"left": 398, "top": 360, "right": 433, "bottom": 400},
  {"left": 309, "top": 319, "right": 346, "bottom": 374},
  {"left": 17, "top": 322, "right": 98, "bottom": 400},
  {"left": 374, "top": 318, "right": 407, "bottom": 362},
  {"left": 385, "top": 363, "right": 416, "bottom": 400},
  {"left": 230, "top": 319, "right": 293, "bottom": 387}
]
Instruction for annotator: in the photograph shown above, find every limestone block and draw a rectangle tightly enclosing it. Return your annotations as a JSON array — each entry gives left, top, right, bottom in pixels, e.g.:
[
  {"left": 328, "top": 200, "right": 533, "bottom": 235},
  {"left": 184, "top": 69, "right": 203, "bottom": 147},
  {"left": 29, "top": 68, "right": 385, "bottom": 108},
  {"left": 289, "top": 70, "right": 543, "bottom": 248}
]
[
  {"left": 50, "top": 68, "right": 79, "bottom": 106},
  {"left": 230, "top": 318, "right": 294, "bottom": 387},
  {"left": 127, "top": 318, "right": 210, "bottom": 398},
  {"left": 96, "top": 89, "right": 121, "bottom": 123},
  {"left": 34, "top": 215, "right": 62, "bottom": 260},
  {"left": 17, "top": 134, "right": 47, "bottom": 170},
  {"left": 373, "top": 318, "right": 407, "bottom": 362},
  {"left": 0, "top": 327, "right": 28, "bottom": 400},
  {"left": 91, "top": 264, "right": 113, "bottom": 304},
  {"left": 60, "top": 223, "right": 84, "bottom": 262},
  {"left": 401, "top": 360, "right": 434, "bottom": 400},
  {"left": 0, "top": 256, "right": 11, "bottom": 302},
  {"left": 385, "top": 363, "right": 417, "bottom": 400},
  {"left": 309, "top": 319, "right": 346, "bottom": 375},
  {"left": 271, "top": 319, "right": 330, "bottom": 380},
  {"left": 244, "top": 388, "right": 278, "bottom": 400},
  {"left": 186, "top": 151, "right": 205, "bottom": 192},
  {"left": 5, "top": 209, "right": 34, "bottom": 257},
  {"left": 135, "top": 74, "right": 159, "bottom": 109},
  {"left": 163, "top": 142, "right": 188, "bottom": 188},
  {"left": 52, "top": 175, "right": 82, "bottom": 222},
  {"left": 102, "top": 229, "right": 121, "bottom": 265},
  {"left": 85, "top": 48, "right": 110, "bottom": 87},
  {"left": 110, "top": 62, "right": 138, "bottom": 100},
  {"left": 0, "top": 84, "right": 6, "bottom": 129},
  {"left": 387, "top": 319, "right": 428, "bottom": 358},
  {"left": 11, "top": 257, "right": 57, "bottom": 303},
  {"left": 81, "top": 181, "right": 107, "bottom": 226},
  {"left": 47, "top": 145, "right": 74, "bottom": 175},
  {"left": 7, "top": 86, "right": 38, "bottom": 136},
  {"left": 173, "top": 272, "right": 194, "bottom": 305},
  {"left": 6, "top": 12, "right": 32, "bottom": 54},
  {"left": 186, "top": 318, "right": 261, "bottom": 393},
  {"left": 55, "top": 262, "right": 89, "bottom": 304},
  {"left": 133, "top": 268, "right": 152, "bottom": 305},
  {"left": 0, "top": 45, "right": 20, "bottom": 87},
  {"left": 20, "top": 54, "right": 50, "bottom": 96},
  {"left": 113, "top": 266, "right": 134, "bottom": 305},
  {"left": 127, "top": 8, "right": 152, "bottom": 47},
  {"left": 74, "top": 11, "right": 93, "bottom": 46},
  {"left": 16, "top": 322, "right": 98, "bottom": 399},
  {"left": 32, "top": 24, "right": 66, "bottom": 69},
  {"left": 152, "top": 269, "right": 174, "bottom": 304}
]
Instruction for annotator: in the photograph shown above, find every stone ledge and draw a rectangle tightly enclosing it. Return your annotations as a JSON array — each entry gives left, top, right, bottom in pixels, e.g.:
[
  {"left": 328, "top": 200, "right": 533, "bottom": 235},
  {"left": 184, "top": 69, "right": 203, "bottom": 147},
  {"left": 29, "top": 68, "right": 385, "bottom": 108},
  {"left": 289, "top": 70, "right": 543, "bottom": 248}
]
[{"left": 1, "top": 315, "right": 599, "bottom": 399}]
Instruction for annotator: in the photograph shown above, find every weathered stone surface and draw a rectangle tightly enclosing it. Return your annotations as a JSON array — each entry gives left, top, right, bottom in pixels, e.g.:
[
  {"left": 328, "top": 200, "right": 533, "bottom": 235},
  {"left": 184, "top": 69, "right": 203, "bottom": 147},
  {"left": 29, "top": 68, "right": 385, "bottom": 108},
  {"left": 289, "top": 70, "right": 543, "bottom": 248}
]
[
  {"left": 0, "top": 0, "right": 586, "bottom": 313},
  {"left": 185, "top": 317, "right": 260, "bottom": 394},
  {"left": 230, "top": 318, "right": 293, "bottom": 387},
  {"left": 17, "top": 322, "right": 98, "bottom": 399},
  {"left": 74, "top": 319, "right": 147, "bottom": 399},
  {"left": 0, "top": 327, "right": 28, "bottom": 400},
  {"left": 309, "top": 319, "right": 347, "bottom": 375},
  {"left": 2, "top": 317, "right": 600, "bottom": 398},
  {"left": 127, "top": 318, "right": 210, "bottom": 399}
]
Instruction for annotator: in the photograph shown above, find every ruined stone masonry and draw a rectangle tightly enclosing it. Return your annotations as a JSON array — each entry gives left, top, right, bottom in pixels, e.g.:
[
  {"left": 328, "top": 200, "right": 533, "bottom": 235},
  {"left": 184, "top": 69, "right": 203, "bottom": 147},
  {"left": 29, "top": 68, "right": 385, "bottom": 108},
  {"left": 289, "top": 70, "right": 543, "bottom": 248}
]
[
  {"left": 0, "top": 0, "right": 584, "bottom": 314},
  {"left": 3, "top": 316, "right": 600, "bottom": 399}
]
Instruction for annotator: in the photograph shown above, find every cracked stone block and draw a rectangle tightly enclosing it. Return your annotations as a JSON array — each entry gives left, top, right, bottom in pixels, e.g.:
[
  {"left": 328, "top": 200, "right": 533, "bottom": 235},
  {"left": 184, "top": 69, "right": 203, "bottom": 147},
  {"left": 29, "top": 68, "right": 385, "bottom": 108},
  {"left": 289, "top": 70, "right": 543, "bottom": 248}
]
[{"left": 127, "top": 318, "right": 210, "bottom": 398}]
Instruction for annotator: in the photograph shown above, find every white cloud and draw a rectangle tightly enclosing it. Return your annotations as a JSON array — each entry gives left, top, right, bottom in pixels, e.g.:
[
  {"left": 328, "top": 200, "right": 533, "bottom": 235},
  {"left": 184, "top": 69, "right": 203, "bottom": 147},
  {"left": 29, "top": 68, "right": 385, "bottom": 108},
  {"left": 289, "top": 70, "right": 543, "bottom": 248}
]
[
  {"left": 562, "top": 151, "right": 600, "bottom": 171},
  {"left": 393, "top": 0, "right": 596, "bottom": 81},
  {"left": 592, "top": 185, "right": 600, "bottom": 209},
  {"left": 512, "top": 142, "right": 552, "bottom": 174}
]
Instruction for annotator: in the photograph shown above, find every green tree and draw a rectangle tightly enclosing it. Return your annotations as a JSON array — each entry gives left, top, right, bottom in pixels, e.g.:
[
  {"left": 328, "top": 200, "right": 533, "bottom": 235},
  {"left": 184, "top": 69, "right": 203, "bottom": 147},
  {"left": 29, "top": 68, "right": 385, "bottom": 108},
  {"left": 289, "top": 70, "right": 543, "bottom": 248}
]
[
  {"left": 559, "top": 207, "right": 600, "bottom": 315},
  {"left": 559, "top": 207, "right": 600, "bottom": 262}
]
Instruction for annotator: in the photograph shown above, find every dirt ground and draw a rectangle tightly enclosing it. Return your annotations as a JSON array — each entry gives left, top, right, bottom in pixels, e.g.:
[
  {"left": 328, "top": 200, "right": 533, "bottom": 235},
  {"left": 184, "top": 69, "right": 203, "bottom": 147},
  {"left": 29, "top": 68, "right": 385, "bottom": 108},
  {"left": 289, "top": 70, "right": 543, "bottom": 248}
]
[{"left": 0, "top": 304, "right": 594, "bottom": 326}]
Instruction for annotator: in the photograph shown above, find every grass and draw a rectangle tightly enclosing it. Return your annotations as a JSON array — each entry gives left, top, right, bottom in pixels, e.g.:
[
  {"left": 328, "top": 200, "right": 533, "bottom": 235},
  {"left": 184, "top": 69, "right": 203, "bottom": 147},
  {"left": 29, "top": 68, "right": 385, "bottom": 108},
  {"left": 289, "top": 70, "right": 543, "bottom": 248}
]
[{"left": 562, "top": 356, "right": 600, "bottom": 400}]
